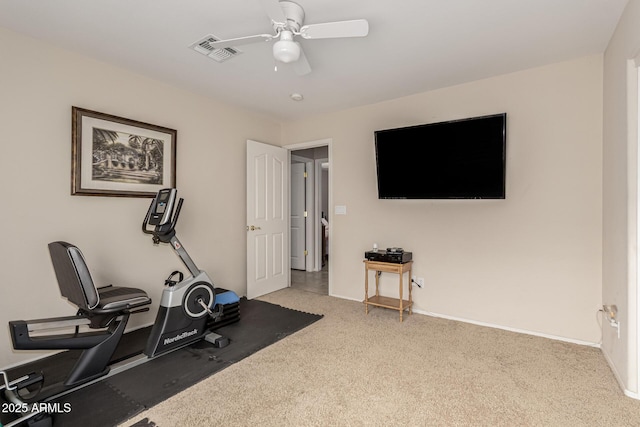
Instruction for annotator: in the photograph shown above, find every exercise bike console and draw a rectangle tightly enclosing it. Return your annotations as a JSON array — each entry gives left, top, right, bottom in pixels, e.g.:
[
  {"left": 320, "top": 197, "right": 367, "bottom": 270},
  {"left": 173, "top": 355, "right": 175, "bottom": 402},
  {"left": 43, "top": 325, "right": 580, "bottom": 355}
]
[{"left": 148, "top": 188, "right": 177, "bottom": 226}]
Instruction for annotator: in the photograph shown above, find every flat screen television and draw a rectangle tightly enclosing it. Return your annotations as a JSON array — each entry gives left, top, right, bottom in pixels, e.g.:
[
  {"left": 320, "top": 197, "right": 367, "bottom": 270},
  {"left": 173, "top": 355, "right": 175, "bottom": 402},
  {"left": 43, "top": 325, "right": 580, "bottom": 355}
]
[{"left": 374, "top": 113, "right": 506, "bottom": 199}]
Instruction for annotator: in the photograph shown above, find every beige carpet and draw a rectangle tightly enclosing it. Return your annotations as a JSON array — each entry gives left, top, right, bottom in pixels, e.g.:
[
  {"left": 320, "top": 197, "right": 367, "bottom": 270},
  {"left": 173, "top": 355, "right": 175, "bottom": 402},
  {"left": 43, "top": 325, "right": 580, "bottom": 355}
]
[{"left": 122, "top": 288, "right": 640, "bottom": 426}]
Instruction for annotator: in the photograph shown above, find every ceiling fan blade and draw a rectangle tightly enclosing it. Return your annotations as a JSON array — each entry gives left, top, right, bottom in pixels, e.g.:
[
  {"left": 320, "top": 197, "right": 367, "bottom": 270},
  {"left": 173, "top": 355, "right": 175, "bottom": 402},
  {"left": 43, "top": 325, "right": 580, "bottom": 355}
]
[
  {"left": 299, "top": 19, "right": 369, "bottom": 39},
  {"left": 293, "top": 44, "right": 311, "bottom": 76},
  {"left": 261, "top": 0, "right": 287, "bottom": 24},
  {"left": 210, "top": 33, "right": 275, "bottom": 49}
]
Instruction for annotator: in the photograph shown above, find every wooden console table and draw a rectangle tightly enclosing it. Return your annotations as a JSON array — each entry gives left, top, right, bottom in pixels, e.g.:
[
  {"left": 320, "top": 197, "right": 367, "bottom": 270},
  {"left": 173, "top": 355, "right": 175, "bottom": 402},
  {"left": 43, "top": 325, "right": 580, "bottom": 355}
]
[{"left": 363, "top": 260, "right": 413, "bottom": 321}]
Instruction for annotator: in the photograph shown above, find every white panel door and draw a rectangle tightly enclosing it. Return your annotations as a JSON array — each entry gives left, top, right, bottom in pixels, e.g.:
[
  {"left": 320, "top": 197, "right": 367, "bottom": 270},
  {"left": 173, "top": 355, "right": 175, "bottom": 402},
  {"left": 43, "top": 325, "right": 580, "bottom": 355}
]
[
  {"left": 291, "top": 162, "right": 306, "bottom": 270},
  {"left": 246, "top": 140, "right": 288, "bottom": 299}
]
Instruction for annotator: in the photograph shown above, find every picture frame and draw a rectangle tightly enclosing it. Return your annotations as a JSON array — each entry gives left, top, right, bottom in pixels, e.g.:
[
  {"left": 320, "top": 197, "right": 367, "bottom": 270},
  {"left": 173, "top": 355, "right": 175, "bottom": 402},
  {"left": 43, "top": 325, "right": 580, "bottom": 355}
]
[{"left": 71, "top": 106, "right": 177, "bottom": 197}]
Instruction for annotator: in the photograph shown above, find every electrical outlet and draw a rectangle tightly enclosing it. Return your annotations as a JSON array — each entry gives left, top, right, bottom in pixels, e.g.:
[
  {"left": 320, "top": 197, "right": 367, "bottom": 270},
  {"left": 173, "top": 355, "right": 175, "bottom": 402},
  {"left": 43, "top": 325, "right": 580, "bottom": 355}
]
[
  {"left": 603, "top": 304, "right": 618, "bottom": 321},
  {"left": 603, "top": 304, "right": 621, "bottom": 339}
]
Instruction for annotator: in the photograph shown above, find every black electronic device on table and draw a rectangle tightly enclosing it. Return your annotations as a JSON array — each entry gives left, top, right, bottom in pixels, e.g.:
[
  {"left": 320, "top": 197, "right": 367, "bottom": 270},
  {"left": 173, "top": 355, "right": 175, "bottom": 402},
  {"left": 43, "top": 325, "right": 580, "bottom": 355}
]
[{"left": 364, "top": 247, "right": 413, "bottom": 263}]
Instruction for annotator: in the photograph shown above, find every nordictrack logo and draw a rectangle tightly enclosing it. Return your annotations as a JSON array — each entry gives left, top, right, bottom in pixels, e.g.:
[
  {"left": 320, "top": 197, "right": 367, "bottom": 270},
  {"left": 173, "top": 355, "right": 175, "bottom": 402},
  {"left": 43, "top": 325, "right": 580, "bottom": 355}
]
[{"left": 163, "top": 329, "right": 198, "bottom": 345}]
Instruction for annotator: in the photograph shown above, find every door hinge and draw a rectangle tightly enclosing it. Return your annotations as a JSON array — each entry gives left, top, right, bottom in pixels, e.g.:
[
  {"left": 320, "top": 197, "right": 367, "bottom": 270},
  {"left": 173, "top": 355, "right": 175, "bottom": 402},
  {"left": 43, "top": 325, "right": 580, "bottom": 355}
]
[
  {"left": 304, "top": 171, "right": 308, "bottom": 178},
  {"left": 304, "top": 211, "right": 308, "bottom": 217},
  {"left": 304, "top": 250, "right": 308, "bottom": 256}
]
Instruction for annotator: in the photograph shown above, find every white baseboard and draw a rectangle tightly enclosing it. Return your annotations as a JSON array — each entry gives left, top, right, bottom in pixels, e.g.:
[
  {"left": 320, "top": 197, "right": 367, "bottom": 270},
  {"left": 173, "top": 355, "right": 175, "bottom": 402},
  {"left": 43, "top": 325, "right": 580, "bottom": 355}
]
[
  {"left": 328, "top": 292, "right": 361, "bottom": 302},
  {"left": 331, "top": 292, "right": 600, "bottom": 347},
  {"left": 2, "top": 350, "right": 64, "bottom": 372},
  {"left": 413, "top": 307, "right": 600, "bottom": 347},
  {"left": 333, "top": 293, "right": 640, "bottom": 399},
  {"left": 601, "top": 348, "right": 640, "bottom": 400},
  {"left": 1, "top": 322, "right": 155, "bottom": 372}
]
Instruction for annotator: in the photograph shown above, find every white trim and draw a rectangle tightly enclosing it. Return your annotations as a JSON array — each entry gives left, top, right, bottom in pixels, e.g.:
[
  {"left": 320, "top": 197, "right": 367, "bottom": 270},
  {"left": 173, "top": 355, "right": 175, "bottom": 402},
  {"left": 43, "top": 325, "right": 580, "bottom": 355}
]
[
  {"left": 332, "top": 292, "right": 601, "bottom": 347},
  {"left": 635, "top": 60, "right": 640, "bottom": 396},
  {"left": 2, "top": 352, "right": 63, "bottom": 371},
  {"left": 305, "top": 159, "right": 315, "bottom": 272},
  {"left": 633, "top": 49, "right": 640, "bottom": 68},
  {"left": 331, "top": 293, "right": 361, "bottom": 302},
  {"left": 0, "top": 321, "right": 154, "bottom": 371},
  {"left": 290, "top": 154, "right": 315, "bottom": 271},
  {"left": 285, "top": 138, "right": 332, "bottom": 151},
  {"left": 284, "top": 138, "right": 333, "bottom": 295},
  {"left": 603, "top": 347, "right": 640, "bottom": 399},
  {"left": 413, "top": 307, "right": 600, "bottom": 347},
  {"left": 628, "top": 57, "right": 640, "bottom": 396},
  {"left": 637, "top": 62, "right": 640, "bottom": 398},
  {"left": 315, "top": 157, "right": 328, "bottom": 272}
]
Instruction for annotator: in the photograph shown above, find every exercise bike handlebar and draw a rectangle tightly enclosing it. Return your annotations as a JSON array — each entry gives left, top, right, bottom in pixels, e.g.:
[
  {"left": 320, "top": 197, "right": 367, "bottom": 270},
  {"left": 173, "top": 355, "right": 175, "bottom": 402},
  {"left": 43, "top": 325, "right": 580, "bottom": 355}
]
[
  {"left": 142, "top": 189, "right": 202, "bottom": 277},
  {"left": 171, "top": 198, "right": 184, "bottom": 231},
  {"left": 142, "top": 199, "right": 155, "bottom": 235},
  {"left": 142, "top": 189, "right": 184, "bottom": 242}
]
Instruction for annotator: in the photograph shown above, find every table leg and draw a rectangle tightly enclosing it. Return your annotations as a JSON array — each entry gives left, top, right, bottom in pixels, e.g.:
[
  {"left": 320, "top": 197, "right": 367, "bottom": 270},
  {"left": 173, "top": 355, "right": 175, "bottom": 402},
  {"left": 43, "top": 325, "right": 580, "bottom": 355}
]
[
  {"left": 399, "top": 271, "right": 403, "bottom": 322},
  {"left": 408, "top": 266, "right": 413, "bottom": 315},
  {"left": 364, "top": 264, "right": 369, "bottom": 315}
]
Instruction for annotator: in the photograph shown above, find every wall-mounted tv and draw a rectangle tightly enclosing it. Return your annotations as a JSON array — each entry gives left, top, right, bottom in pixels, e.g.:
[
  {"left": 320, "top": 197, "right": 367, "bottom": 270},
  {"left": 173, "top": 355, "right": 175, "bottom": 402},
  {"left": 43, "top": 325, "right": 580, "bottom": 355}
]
[{"left": 374, "top": 113, "right": 506, "bottom": 199}]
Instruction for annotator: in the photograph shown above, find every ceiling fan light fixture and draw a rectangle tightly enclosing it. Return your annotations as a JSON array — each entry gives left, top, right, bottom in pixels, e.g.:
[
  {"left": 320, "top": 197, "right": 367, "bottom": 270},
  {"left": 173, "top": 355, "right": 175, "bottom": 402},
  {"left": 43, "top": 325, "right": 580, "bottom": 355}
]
[
  {"left": 273, "top": 31, "right": 300, "bottom": 63},
  {"left": 207, "top": 1, "right": 370, "bottom": 76}
]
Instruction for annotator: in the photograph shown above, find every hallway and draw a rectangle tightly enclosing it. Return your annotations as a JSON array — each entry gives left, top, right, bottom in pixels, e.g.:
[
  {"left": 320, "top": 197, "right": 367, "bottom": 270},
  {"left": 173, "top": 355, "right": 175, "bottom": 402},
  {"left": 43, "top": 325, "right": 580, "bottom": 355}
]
[{"left": 290, "top": 261, "right": 328, "bottom": 295}]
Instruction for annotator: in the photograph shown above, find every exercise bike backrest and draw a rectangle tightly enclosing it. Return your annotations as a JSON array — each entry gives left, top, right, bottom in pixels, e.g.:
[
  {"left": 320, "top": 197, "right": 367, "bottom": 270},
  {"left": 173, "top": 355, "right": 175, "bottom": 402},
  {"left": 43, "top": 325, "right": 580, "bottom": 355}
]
[
  {"left": 49, "top": 241, "right": 100, "bottom": 311},
  {"left": 143, "top": 188, "right": 183, "bottom": 244}
]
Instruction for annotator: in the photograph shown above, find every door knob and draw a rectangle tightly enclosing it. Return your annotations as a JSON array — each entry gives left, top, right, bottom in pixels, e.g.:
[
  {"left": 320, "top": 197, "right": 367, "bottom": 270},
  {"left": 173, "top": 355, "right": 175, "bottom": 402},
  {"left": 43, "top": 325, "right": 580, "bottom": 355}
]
[{"left": 247, "top": 225, "right": 262, "bottom": 231}]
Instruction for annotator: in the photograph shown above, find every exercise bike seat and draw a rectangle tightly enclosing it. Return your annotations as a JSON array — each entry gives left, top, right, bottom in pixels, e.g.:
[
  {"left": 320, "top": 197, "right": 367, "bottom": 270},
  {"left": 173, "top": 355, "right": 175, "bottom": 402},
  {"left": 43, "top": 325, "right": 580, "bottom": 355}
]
[
  {"left": 48, "top": 241, "right": 151, "bottom": 317},
  {"left": 9, "top": 242, "right": 152, "bottom": 386}
]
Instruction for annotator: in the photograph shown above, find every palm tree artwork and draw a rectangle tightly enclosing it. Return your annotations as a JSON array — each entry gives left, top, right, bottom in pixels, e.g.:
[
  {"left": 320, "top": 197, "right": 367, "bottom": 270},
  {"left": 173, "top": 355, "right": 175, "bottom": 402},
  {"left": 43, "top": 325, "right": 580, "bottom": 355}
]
[{"left": 92, "top": 127, "right": 164, "bottom": 185}]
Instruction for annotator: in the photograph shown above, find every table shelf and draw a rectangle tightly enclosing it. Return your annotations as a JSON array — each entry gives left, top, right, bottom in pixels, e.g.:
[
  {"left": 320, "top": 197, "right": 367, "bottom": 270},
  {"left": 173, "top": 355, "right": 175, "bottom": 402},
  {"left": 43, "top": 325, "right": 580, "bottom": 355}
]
[
  {"left": 363, "top": 260, "right": 413, "bottom": 321},
  {"left": 365, "top": 295, "right": 412, "bottom": 311}
]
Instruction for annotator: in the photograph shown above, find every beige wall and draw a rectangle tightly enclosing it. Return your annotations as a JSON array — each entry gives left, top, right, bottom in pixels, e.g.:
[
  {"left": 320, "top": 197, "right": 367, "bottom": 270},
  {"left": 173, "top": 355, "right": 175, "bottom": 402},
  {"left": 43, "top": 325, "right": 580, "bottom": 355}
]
[
  {"left": 0, "top": 24, "right": 607, "bottom": 373},
  {"left": 603, "top": 0, "right": 640, "bottom": 397},
  {"left": 283, "top": 55, "right": 603, "bottom": 344},
  {"left": 0, "top": 27, "right": 280, "bottom": 367}
]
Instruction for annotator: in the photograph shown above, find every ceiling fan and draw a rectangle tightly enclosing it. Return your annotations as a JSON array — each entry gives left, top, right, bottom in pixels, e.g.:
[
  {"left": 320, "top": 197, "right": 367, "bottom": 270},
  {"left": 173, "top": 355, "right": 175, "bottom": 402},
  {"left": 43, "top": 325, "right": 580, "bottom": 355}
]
[{"left": 209, "top": 0, "right": 369, "bottom": 75}]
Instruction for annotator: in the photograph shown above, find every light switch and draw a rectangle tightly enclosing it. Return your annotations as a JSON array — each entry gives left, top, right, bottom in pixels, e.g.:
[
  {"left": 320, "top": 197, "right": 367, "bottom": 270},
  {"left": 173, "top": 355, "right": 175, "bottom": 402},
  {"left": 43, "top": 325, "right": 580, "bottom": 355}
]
[{"left": 335, "top": 205, "right": 347, "bottom": 215}]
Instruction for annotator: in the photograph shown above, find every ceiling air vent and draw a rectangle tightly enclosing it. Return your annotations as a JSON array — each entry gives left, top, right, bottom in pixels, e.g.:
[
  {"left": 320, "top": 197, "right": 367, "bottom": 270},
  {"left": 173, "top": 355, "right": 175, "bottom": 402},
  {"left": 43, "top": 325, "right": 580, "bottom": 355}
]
[{"left": 190, "top": 34, "right": 242, "bottom": 63}]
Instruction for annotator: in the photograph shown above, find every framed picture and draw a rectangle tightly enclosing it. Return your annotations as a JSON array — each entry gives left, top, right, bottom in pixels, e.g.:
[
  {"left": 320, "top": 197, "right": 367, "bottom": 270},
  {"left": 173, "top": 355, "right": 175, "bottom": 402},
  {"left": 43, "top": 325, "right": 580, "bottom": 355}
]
[{"left": 71, "top": 106, "right": 177, "bottom": 197}]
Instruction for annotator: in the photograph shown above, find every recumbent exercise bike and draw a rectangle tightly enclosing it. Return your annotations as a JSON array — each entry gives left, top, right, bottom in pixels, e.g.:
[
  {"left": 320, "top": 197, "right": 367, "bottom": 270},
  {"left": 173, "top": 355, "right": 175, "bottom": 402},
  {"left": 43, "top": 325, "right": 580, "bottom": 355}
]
[{"left": 1, "top": 188, "right": 236, "bottom": 427}]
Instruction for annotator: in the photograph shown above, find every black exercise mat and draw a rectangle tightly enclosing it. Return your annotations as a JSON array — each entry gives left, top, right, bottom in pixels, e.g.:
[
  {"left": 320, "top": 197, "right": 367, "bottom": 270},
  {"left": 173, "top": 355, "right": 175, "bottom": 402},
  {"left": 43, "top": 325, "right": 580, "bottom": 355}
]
[{"left": 44, "top": 298, "right": 322, "bottom": 427}]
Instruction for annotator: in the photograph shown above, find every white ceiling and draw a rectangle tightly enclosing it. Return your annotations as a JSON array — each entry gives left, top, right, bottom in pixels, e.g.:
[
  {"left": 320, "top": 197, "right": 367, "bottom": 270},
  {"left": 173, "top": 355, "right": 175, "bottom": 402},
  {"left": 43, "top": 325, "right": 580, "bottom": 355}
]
[{"left": 0, "top": 0, "right": 629, "bottom": 122}]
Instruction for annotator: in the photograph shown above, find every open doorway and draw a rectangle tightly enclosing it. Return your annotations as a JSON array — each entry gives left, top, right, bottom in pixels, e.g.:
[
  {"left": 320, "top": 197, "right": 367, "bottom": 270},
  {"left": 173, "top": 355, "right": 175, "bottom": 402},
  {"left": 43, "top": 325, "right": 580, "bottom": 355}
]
[{"left": 289, "top": 143, "right": 330, "bottom": 295}]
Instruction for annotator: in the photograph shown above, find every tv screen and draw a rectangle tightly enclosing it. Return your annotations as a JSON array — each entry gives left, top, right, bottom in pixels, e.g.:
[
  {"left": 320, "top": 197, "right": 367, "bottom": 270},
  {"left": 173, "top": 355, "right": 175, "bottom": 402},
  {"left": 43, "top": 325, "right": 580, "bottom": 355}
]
[{"left": 374, "top": 113, "right": 506, "bottom": 199}]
